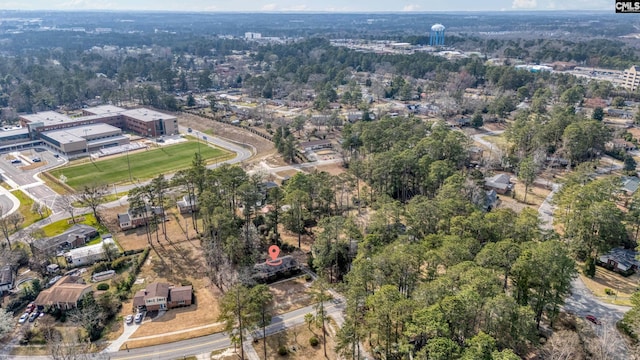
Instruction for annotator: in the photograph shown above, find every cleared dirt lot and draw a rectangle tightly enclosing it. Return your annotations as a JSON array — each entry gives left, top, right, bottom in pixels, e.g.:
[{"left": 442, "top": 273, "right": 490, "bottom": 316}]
[
  {"left": 101, "top": 205, "right": 223, "bottom": 349},
  {"left": 179, "top": 112, "right": 275, "bottom": 162},
  {"left": 253, "top": 319, "right": 340, "bottom": 360}
]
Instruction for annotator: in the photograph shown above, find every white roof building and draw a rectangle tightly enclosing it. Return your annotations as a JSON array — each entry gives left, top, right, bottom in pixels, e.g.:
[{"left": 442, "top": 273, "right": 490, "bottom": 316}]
[{"left": 65, "top": 238, "right": 118, "bottom": 267}]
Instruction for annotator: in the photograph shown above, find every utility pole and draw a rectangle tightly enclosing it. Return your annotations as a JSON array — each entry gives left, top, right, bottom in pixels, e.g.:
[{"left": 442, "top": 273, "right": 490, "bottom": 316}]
[{"left": 126, "top": 149, "right": 133, "bottom": 183}]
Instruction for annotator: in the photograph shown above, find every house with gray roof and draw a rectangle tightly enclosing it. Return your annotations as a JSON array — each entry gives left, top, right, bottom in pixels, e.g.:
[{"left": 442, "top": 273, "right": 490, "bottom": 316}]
[
  {"left": 597, "top": 248, "right": 640, "bottom": 276},
  {"left": 484, "top": 173, "right": 513, "bottom": 194},
  {"left": 0, "top": 265, "right": 14, "bottom": 294},
  {"left": 32, "top": 224, "right": 98, "bottom": 255}
]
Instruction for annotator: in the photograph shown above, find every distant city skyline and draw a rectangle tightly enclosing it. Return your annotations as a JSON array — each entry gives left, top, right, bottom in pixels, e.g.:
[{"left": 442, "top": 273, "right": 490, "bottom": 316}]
[{"left": 0, "top": 0, "right": 612, "bottom": 12}]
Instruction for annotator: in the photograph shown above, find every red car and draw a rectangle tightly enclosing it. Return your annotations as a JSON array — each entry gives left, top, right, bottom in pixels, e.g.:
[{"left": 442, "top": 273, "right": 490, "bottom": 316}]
[
  {"left": 25, "top": 303, "right": 35, "bottom": 314},
  {"left": 585, "top": 315, "right": 600, "bottom": 325}
]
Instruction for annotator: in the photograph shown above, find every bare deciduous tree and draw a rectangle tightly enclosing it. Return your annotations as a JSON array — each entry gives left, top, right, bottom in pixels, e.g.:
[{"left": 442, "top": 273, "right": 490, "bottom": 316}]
[
  {"left": 78, "top": 184, "right": 107, "bottom": 223},
  {"left": 0, "top": 205, "right": 12, "bottom": 248},
  {"left": 58, "top": 195, "right": 78, "bottom": 224},
  {"left": 7, "top": 212, "right": 23, "bottom": 232},
  {"left": 542, "top": 330, "right": 584, "bottom": 360}
]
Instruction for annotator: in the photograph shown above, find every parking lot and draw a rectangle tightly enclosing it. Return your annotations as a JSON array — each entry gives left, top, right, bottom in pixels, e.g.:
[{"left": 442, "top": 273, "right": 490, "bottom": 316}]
[{"left": 0, "top": 147, "right": 67, "bottom": 213}]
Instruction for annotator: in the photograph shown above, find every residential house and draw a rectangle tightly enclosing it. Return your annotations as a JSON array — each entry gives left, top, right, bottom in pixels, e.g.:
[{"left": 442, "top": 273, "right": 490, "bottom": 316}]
[
  {"left": 168, "top": 285, "right": 193, "bottom": 308},
  {"left": 31, "top": 224, "right": 98, "bottom": 255},
  {"left": 605, "top": 138, "right": 637, "bottom": 152},
  {"left": 133, "top": 282, "right": 193, "bottom": 311},
  {"left": 484, "top": 173, "right": 513, "bottom": 194},
  {"left": 34, "top": 275, "right": 92, "bottom": 310},
  {"left": 0, "top": 265, "right": 14, "bottom": 294},
  {"left": 345, "top": 112, "right": 363, "bottom": 123},
  {"left": 447, "top": 117, "right": 471, "bottom": 128},
  {"left": 299, "top": 139, "right": 333, "bottom": 152},
  {"left": 468, "top": 146, "right": 484, "bottom": 163},
  {"left": 177, "top": 194, "right": 198, "bottom": 214},
  {"left": 252, "top": 255, "right": 300, "bottom": 283},
  {"left": 597, "top": 248, "right": 640, "bottom": 276},
  {"left": 622, "top": 176, "right": 640, "bottom": 195},
  {"left": 484, "top": 190, "right": 500, "bottom": 211},
  {"left": 607, "top": 109, "right": 633, "bottom": 119},
  {"left": 65, "top": 238, "right": 118, "bottom": 267},
  {"left": 118, "top": 205, "right": 164, "bottom": 230}
]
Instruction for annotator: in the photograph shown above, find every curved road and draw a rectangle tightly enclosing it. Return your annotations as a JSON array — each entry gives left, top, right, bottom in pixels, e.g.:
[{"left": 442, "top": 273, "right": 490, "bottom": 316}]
[{"left": 473, "top": 128, "right": 632, "bottom": 356}]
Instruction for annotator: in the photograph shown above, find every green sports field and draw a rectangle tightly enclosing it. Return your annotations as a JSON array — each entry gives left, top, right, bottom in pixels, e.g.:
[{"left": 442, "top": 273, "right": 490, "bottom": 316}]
[{"left": 49, "top": 141, "right": 229, "bottom": 190}]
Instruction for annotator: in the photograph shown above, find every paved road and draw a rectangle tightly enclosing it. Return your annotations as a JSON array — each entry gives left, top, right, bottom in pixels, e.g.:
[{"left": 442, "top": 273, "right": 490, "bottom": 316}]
[
  {"left": 471, "top": 130, "right": 504, "bottom": 160},
  {"left": 106, "top": 301, "right": 344, "bottom": 360},
  {"left": 564, "top": 278, "right": 631, "bottom": 358}
]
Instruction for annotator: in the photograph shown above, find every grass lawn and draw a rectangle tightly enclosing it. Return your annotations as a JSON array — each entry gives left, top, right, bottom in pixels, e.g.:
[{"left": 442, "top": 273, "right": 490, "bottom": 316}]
[
  {"left": 72, "top": 192, "right": 126, "bottom": 207},
  {"left": 49, "top": 142, "right": 230, "bottom": 190},
  {"left": 40, "top": 213, "right": 107, "bottom": 237},
  {"left": 12, "top": 190, "right": 51, "bottom": 228}
]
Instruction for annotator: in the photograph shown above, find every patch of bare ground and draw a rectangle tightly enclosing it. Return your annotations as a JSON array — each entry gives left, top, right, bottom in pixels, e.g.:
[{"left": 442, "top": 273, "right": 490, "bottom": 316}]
[
  {"left": 275, "top": 169, "right": 300, "bottom": 179},
  {"left": 269, "top": 276, "right": 315, "bottom": 315},
  {"left": 179, "top": 112, "right": 275, "bottom": 160},
  {"left": 211, "top": 348, "right": 240, "bottom": 360},
  {"left": 19, "top": 161, "right": 47, "bottom": 171},
  {"left": 312, "top": 163, "right": 346, "bottom": 176},
  {"left": 278, "top": 224, "right": 315, "bottom": 253},
  {"left": 100, "top": 205, "right": 222, "bottom": 347},
  {"left": 252, "top": 319, "right": 340, "bottom": 360},
  {"left": 511, "top": 179, "right": 551, "bottom": 208}
]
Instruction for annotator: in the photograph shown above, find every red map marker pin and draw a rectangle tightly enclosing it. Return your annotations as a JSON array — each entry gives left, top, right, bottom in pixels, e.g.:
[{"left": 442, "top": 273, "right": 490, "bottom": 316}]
[{"left": 267, "top": 245, "right": 282, "bottom": 266}]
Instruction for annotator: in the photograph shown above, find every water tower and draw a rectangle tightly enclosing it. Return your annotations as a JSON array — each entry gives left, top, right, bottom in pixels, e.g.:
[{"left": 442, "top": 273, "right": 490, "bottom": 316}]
[{"left": 430, "top": 23, "right": 445, "bottom": 46}]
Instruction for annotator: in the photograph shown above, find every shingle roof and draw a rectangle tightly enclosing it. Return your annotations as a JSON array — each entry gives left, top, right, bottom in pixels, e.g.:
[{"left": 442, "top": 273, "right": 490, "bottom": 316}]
[
  {"left": 169, "top": 285, "right": 193, "bottom": 302},
  {"left": 33, "top": 224, "right": 97, "bottom": 252},
  {"left": 34, "top": 275, "right": 91, "bottom": 307},
  {"left": 146, "top": 282, "right": 169, "bottom": 298}
]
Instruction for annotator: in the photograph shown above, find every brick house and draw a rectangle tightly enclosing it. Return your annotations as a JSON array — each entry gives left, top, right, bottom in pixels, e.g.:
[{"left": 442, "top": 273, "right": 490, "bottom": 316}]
[
  {"left": 118, "top": 205, "right": 164, "bottom": 230},
  {"left": 133, "top": 282, "right": 193, "bottom": 311}
]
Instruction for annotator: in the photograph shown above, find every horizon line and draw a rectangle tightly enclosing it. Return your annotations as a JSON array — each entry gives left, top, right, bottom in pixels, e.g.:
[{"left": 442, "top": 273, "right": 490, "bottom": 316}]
[{"left": 0, "top": 9, "right": 613, "bottom": 14}]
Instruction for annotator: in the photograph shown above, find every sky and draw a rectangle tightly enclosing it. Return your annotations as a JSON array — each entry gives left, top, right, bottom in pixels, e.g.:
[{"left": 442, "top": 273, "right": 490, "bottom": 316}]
[{"left": 0, "top": 0, "right": 612, "bottom": 12}]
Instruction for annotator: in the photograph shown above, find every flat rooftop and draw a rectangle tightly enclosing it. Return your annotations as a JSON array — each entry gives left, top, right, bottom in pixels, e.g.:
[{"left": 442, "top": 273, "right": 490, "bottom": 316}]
[
  {"left": 42, "top": 124, "right": 121, "bottom": 144},
  {"left": 84, "top": 105, "right": 127, "bottom": 116},
  {"left": 21, "top": 111, "right": 71, "bottom": 125},
  {"left": 122, "top": 108, "right": 177, "bottom": 122},
  {"left": 21, "top": 106, "right": 175, "bottom": 127}
]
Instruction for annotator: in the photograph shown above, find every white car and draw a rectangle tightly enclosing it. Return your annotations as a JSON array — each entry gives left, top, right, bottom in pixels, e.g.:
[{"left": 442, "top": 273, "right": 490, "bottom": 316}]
[
  {"left": 125, "top": 315, "right": 133, "bottom": 324},
  {"left": 134, "top": 312, "right": 143, "bottom": 324},
  {"left": 18, "top": 313, "right": 29, "bottom": 324}
]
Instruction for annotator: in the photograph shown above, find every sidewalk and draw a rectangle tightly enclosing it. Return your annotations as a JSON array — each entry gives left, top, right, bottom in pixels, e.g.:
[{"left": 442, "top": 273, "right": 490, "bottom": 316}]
[
  {"left": 123, "top": 322, "right": 223, "bottom": 342},
  {"left": 102, "top": 322, "right": 141, "bottom": 353}
]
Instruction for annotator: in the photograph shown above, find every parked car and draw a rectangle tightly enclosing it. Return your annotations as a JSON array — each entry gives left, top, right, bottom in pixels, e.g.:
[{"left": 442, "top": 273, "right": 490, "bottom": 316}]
[
  {"left": 134, "top": 312, "right": 143, "bottom": 324},
  {"left": 125, "top": 315, "right": 133, "bottom": 324},
  {"left": 28, "top": 312, "right": 38, "bottom": 322},
  {"left": 32, "top": 157, "right": 41, "bottom": 162},
  {"left": 25, "top": 303, "right": 35, "bottom": 313},
  {"left": 586, "top": 315, "right": 600, "bottom": 325},
  {"left": 18, "top": 313, "right": 29, "bottom": 324},
  {"left": 53, "top": 154, "right": 60, "bottom": 158},
  {"left": 10, "top": 159, "right": 21, "bottom": 164}
]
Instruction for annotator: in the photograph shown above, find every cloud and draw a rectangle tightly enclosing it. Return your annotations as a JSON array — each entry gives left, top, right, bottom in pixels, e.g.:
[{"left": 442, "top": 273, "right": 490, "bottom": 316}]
[
  {"left": 261, "top": 3, "right": 277, "bottom": 11},
  {"left": 512, "top": 0, "right": 537, "bottom": 9},
  {"left": 55, "top": 0, "right": 113, "bottom": 9},
  {"left": 402, "top": 4, "right": 422, "bottom": 11},
  {"left": 283, "top": 4, "right": 308, "bottom": 11},
  {"left": 55, "top": 0, "right": 114, "bottom": 10}
]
